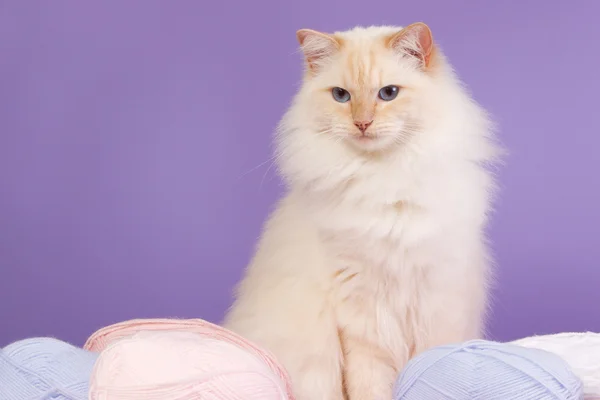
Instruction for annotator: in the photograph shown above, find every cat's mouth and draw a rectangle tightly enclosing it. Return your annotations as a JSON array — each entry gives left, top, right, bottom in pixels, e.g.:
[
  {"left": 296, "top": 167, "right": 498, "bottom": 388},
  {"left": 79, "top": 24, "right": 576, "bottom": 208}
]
[
  {"left": 355, "top": 134, "right": 376, "bottom": 142},
  {"left": 353, "top": 135, "right": 380, "bottom": 147},
  {"left": 347, "top": 132, "right": 393, "bottom": 152},
  {"left": 350, "top": 131, "right": 378, "bottom": 141}
]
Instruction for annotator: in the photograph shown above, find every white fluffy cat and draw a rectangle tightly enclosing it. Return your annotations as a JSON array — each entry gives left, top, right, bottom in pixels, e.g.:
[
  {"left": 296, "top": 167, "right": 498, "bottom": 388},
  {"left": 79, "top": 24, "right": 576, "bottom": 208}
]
[{"left": 224, "top": 22, "right": 502, "bottom": 400}]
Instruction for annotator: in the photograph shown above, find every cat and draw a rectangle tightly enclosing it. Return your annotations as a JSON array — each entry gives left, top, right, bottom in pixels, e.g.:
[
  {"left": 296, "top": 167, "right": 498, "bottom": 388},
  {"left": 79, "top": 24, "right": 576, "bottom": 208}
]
[{"left": 223, "top": 22, "right": 502, "bottom": 400}]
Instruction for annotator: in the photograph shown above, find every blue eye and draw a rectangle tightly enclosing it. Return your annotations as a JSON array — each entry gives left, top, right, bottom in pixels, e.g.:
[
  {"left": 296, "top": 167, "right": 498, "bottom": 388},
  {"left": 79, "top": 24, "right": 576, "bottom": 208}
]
[
  {"left": 378, "top": 85, "right": 400, "bottom": 101},
  {"left": 332, "top": 87, "right": 351, "bottom": 103}
]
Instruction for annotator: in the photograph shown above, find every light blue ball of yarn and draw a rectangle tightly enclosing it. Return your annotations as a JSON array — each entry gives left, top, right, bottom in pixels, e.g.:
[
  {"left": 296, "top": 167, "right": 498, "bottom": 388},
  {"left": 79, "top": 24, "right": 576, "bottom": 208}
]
[
  {"left": 0, "top": 337, "right": 98, "bottom": 400},
  {"left": 394, "top": 340, "right": 583, "bottom": 400}
]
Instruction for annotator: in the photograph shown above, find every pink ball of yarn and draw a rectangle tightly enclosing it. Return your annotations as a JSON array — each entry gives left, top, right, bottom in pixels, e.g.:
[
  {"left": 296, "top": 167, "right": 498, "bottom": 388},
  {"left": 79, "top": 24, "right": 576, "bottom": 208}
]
[
  {"left": 85, "top": 318, "right": 294, "bottom": 400},
  {"left": 89, "top": 331, "right": 288, "bottom": 399}
]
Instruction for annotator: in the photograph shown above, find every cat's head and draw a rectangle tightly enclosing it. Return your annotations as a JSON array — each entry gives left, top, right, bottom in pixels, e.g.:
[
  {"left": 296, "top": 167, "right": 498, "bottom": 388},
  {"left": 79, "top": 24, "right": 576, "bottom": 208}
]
[{"left": 277, "top": 23, "right": 494, "bottom": 189}]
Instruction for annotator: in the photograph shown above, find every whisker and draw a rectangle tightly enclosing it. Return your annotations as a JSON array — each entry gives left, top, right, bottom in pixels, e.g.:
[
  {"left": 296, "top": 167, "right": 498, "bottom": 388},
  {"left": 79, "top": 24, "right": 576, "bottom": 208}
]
[
  {"left": 259, "top": 154, "right": 284, "bottom": 188},
  {"left": 237, "top": 155, "right": 278, "bottom": 181},
  {"left": 257, "top": 128, "right": 340, "bottom": 188}
]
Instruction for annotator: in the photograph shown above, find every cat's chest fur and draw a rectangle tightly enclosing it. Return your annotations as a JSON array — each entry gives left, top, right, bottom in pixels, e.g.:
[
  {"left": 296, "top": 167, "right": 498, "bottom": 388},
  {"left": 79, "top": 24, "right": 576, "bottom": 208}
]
[
  {"left": 316, "top": 198, "right": 429, "bottom": 360},
  {"left": 295, "top": 159, "right": 477, "bottom": 360}
]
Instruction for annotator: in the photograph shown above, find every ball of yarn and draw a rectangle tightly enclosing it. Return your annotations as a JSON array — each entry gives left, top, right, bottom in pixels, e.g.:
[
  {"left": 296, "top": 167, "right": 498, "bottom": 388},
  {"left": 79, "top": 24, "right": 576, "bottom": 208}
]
[
  {"left": 0, "top": 337, "right": 97, "bottom": 400},
  {"left": 86, "top": 318, "right": 294, "bottom": 399},
  {"left": 89, "top": 330, "right": 288, "bottom": 399},
  {"left": 513, "top": 332, "right": 600, "bottom": 399},
  {"left": 394, "top": 340, "right": 583, "bottom": 400}
]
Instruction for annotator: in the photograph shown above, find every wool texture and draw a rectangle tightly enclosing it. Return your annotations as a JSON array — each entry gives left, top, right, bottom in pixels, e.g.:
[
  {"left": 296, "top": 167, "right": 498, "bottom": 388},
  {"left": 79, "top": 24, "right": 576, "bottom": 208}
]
[
  {"left": 513, "top": 332, "right": 600, "bottom": 399},
  {"left": 85, "top": 318, "right": 294, "bottom": 400},
  {"left": 394, "top": 339, "right": 583, "bottom": 400},
  {"left": 0, "top": 337, "right": 97, "bottom": 400}
]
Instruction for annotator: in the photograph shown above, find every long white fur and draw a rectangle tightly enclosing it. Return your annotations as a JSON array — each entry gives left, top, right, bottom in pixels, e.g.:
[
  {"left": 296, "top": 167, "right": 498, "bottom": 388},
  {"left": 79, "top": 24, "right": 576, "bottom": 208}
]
[{"left": 224, "top": 25, "right": 502, "bottom": 400}]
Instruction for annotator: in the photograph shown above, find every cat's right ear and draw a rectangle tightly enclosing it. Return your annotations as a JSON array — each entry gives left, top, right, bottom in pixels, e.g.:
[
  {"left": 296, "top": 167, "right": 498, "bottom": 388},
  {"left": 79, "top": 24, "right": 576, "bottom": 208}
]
[
  {"left": 387, "top": 22, "right": 435, "bottom": 69},
  {"left": 296, "top": 29, "right": 340, "bottom": 73}
]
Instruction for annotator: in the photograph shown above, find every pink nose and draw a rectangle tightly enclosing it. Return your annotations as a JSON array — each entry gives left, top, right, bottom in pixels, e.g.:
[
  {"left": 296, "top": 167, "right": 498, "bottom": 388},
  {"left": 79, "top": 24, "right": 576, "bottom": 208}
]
[{"left": 354, "top": 120, "right": 373, "bottom": 133}]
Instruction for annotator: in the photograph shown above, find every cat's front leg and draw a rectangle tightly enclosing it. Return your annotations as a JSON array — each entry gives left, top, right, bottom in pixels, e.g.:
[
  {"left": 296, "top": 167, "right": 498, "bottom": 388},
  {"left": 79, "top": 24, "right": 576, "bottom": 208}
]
[
  {"left": 288, "top": 356, "right": 346, "bottom": 400},
  {"left": 342, "top": 333, "right": 398, "bottom": 400}
]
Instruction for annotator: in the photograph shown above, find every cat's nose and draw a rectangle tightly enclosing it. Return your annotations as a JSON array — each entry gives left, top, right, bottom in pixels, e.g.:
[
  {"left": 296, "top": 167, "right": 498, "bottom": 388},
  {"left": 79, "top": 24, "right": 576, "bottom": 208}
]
[{"left": 354, "top": 120, "right": 373, "bottom": 133}]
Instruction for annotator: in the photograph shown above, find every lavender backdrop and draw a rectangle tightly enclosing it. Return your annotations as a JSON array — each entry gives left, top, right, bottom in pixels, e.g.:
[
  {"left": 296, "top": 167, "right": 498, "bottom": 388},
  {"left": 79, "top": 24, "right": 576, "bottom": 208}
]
[{"left": 1, "top": 1, "right": 599, "bottom": 346}]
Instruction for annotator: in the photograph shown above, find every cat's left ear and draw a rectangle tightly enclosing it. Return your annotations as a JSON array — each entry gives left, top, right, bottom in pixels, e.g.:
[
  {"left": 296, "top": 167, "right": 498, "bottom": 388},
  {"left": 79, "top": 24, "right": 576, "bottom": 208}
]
[
  {"left": 296, "top": 29, "right": 341, "bottom": 72},
  {"left": 387, "top": 22, "right": 434, "bottom": 69}
]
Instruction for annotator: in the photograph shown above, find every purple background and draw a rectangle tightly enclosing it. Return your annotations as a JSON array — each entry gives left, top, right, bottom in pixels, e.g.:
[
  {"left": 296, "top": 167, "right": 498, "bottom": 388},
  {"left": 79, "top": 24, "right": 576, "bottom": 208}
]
[{"left": 1, "top": 1, "right": 599, "bottom": 347}]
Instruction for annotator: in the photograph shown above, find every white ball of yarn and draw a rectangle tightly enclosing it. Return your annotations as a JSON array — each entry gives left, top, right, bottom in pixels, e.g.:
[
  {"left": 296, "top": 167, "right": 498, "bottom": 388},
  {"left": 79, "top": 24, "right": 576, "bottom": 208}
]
[
  {"left": 89, "top": 330, "right": 289, "bottom": 400},
  {"left": 513, "top": 332, "right": 600, "bottom": 400}
]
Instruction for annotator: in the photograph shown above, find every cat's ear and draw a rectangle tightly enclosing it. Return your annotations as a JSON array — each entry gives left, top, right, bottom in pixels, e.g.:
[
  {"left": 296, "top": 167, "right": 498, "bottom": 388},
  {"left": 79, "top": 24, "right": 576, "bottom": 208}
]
[
  {"left": 296, "top": 29, "right": 341, "bottom": 72},
  {"left": 387, "top": 22, "right": 434, "bottom": 69}
]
